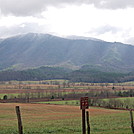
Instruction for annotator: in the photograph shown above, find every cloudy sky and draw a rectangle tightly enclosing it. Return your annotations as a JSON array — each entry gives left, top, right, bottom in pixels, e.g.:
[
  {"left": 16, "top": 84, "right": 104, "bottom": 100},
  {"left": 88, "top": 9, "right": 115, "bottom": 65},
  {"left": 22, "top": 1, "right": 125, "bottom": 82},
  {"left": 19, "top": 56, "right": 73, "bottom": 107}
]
[{"left": 0, "top": 0, "right": 134, "bottom": 44}]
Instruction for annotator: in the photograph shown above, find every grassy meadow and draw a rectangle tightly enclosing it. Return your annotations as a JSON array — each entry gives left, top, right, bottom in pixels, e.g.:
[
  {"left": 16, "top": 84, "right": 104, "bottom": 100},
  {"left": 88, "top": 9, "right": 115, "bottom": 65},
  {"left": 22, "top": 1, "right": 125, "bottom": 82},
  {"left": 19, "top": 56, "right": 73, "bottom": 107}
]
[
  {"left": 1, "top": 81, "right": 134, "bottom": 133},
  {"left": 1, "top": 80, "right": 134, "bottom": 101},
  {"left": 0, "top": 103, "right": 133, "bottom": 134}
]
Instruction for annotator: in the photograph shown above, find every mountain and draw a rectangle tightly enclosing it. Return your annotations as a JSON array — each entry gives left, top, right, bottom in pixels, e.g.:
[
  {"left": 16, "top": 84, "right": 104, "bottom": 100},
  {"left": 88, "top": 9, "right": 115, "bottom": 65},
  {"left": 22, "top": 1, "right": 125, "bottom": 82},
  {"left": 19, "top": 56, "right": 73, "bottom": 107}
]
[
  {"left": 0, "top": 33, "right": 134, "bottom": 72},
  {"left": 66, "top": 35, "right": 104, "bottom": 41}
]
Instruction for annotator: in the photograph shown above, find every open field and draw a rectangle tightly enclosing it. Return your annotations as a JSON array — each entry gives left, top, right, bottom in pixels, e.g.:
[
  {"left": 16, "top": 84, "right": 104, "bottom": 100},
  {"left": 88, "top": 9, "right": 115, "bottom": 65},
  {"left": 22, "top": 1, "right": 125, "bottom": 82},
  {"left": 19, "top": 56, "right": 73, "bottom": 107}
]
[
  {"left": 0, "top": 103, "right": 133, "bottom": 134},
  {"left": 1, "top": 80, "right": 134, "bottom": 100}
]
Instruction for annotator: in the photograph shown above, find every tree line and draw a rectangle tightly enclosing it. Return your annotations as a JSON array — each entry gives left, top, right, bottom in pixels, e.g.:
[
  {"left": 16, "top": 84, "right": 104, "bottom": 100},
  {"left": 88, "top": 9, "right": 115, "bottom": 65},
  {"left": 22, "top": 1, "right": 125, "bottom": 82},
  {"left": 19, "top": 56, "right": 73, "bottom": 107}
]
[{"left": 0, "top": 66, "right": 134, "bottom": 83}]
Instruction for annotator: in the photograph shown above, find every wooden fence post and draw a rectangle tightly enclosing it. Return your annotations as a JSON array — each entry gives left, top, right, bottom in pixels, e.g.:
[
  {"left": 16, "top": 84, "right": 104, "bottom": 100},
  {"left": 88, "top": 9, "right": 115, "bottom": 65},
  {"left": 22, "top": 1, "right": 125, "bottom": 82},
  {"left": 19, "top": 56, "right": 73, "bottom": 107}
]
[
  {"left": 86, "top": 111, "right": 90, "bottom": 134},
  {"left": 80, "top": 97, "right": 89, "bottom": 134},
  {"left": 130, "top": 109, "right": 134, "bottom": 133},
  {"left": 15, "top": 106, "right": 23, "bottom": 134},
  {"left": 82, "top": 109, "right": 86, "bottom": 134}
]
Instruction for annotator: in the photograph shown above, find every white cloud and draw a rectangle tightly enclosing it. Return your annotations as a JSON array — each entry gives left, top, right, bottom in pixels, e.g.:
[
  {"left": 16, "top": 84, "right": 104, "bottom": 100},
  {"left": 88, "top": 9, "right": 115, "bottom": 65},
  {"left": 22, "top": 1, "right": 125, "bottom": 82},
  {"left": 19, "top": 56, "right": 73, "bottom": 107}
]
[
  {"left": 1, "top": 0, "right": 134, "bottom": 16},
  {"left": 90, "top": 0, "right": 134, "bottom": 9},
  {"left": 40, "top": 5, "right": 134, "bottom": 43},
  {"left": 0, "top": 1, "right": 134, "bottom": 44}
]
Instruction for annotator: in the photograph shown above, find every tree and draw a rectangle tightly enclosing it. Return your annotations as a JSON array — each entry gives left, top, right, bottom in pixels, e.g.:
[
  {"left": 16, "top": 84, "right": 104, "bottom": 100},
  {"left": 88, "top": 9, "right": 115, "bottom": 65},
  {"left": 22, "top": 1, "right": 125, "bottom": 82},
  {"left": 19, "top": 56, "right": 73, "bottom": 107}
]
[{"left": 3, "top": 95, "right": 7, "bottom": 100}]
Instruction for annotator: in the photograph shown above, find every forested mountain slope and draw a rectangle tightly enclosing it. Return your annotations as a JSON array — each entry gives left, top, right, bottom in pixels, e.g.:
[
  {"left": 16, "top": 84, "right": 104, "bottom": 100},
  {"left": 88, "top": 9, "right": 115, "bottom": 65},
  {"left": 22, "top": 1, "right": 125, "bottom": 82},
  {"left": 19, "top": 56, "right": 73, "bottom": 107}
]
[{"left": 0, "top": 33, "right": 134, "bottom": 72}]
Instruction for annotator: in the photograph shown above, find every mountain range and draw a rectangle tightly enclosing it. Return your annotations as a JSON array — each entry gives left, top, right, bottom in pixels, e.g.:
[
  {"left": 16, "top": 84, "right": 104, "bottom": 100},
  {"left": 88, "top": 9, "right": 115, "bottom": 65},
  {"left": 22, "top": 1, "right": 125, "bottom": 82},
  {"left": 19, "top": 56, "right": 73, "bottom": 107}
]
[{"left": 0, "top": 33, "right": 134, "bottom": 73}]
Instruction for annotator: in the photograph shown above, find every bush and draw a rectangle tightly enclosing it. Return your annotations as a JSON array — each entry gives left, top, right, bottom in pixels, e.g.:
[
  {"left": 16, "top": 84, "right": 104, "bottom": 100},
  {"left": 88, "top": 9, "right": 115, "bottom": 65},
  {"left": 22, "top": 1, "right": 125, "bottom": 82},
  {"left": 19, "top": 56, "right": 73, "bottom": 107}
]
[{"left": 3, "top": 95, "right": 8, "bottom": 100}]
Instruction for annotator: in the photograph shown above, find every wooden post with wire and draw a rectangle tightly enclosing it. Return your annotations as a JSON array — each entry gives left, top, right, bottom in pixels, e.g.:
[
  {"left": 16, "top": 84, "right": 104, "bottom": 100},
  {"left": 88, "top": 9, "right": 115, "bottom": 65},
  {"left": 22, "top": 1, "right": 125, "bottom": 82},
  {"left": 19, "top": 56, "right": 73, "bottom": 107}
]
[
  {"left": 86, "top": 111, "right": 90, "bottom": 134},
  {"left": 130, "top": 109, "right": 134, "bottom": 133},
  {"left": 15, "top": 106, "right": 23, "bottom": 134},
  {"left": 80, "top": 97, "right": 89, "bottom": 134}
]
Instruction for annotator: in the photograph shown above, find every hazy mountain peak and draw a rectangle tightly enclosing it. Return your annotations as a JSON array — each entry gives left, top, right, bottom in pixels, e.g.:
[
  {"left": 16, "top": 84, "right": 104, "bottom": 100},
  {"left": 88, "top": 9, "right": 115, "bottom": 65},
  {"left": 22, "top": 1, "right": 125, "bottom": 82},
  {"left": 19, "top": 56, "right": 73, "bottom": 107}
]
[
  {"left": 66, "top": 35, "right": 104, "bottom": 41},
  {"left": 18, "top": 33, "right": 54, "bottom": 39}
]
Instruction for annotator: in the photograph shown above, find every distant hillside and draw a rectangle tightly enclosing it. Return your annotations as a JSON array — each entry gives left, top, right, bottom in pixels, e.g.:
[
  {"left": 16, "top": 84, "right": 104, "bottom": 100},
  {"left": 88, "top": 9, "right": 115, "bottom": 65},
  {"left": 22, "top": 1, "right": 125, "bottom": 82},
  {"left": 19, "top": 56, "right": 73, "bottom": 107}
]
[
  {"left": 0, "top": 67, "right": 70, "bottom": 81},
  {"left": 0, "top": 33, "right": 134, "bottom": 72}
]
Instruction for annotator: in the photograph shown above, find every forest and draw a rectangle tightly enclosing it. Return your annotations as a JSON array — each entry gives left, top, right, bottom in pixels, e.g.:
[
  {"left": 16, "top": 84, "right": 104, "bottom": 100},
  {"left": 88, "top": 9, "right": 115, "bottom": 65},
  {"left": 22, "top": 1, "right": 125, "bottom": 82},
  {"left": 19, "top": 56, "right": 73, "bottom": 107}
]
[{"left": 0, "top": 66, "right": 134, "bottom": 83}]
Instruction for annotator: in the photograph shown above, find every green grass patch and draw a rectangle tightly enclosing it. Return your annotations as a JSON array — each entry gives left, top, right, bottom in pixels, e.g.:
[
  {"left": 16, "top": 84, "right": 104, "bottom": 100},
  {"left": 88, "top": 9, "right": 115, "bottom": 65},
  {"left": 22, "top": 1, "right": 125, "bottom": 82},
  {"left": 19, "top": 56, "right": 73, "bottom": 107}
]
[
  {"left": 0, "top": 93, "right": 19, "bottom": 99},
  {"left": 37, "top": 100, "right": 80, "bottom": 106},
  {"left": 103, "top": 97, "right": 134, "bottom": 102}
]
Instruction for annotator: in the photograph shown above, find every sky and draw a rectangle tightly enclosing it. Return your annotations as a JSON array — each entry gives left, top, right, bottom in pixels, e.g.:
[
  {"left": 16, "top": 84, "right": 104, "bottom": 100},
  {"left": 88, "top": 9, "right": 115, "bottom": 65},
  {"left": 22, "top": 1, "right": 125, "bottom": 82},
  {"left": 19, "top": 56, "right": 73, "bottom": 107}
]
[{"left": 0, "top": 0, "right": 134, "bottom": 44}]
